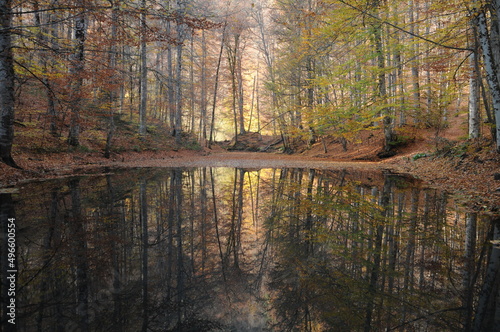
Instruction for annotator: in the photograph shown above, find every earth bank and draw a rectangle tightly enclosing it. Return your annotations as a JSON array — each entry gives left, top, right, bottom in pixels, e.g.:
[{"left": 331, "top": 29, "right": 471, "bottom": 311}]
[{"left": 1, "top": 128, "right": 499, "bottom": 211}]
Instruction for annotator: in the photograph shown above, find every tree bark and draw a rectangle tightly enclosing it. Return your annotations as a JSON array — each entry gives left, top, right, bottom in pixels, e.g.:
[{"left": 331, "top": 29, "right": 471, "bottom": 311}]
[
  {"left": 34, "top": 0, "right": 59, "bottom": 137},
  {"left": 67, "top": 8, "right": 86, "bottom": 147},
  {"left": 236, "top": 40, "right": 246, "bottom": 135},
  {"left": 371, "top": 1, "right": 394, "bottom": 153},
  {"left": 0, "top": 0, "right": 18, "bottom": 167},
  {"left": 200, "top": 29, "right": 208, "bottom": 145},
  {"left": 469, "top": 34, "right": 481, "bottom": 139},
  {"left": 166, "top": 1, "right": 175, "bottom": 134},
  {"left": 209, "top": 24, "right": 226, "bottom": 147},
  {"left": 105, "top": 0, "right": 120, "bottom": 158},
  {"left": 139, "top": 0, "right": 147, "bottom": 137},
  {"left": 476, "top": 6, "right": 500, "bottom": 151},
  {"left": 174, "top": 0, "right": 187, "bottom": 143}
]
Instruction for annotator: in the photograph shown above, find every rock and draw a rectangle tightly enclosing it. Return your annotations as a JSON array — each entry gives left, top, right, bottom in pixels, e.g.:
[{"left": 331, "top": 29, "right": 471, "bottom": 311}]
[{"left": 377, "top": 150, "right": 397, "bottom": 159}]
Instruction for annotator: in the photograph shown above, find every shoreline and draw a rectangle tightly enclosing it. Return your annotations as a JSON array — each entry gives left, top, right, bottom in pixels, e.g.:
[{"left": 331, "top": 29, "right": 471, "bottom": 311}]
[{"left": 1, "top": 148, "right": 499, "bottom": 212}]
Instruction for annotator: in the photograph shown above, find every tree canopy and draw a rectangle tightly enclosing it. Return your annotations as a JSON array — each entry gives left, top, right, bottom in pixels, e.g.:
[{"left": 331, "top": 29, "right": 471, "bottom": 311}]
[{"left": 1, "top": 0, "right": 500, "bottom": 166}]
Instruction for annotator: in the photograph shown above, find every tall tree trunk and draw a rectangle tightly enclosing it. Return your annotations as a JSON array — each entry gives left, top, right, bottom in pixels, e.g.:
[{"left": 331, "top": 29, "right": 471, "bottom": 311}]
[
  {"left": 226, "top": 34, "right": 240, "bottom": 140},
  {"left": 371, "top": 1, "right": 394, "bottom": 153},
  {"left": 476, "top": 5, "right": 500, "bottom": 150},
  {"left": 139, "top": 180, "right": 149, "bottom": 332},
  {"left": 105, "top": 0, "right": 120, "bottom": 157},
  {"left": 166, "top": 2, "right": 175, "bottom": 134},
  {"left": 200, "top": 29, "right": 208, "bottom": 145},
  {"left": 409, "top": 0, "right": 421, "bottom": 124},
  {"left": 0, "top": 0, "right": 18, "bottom": 167},
  {"left": 472, "top": 218, "right": 500, "bottom": 331},
  {"left": 236, "top": 41, "right": 246, "bottom": 135},
  {"left": 67, "top": 8, "right": 86, "bottom": 147},
  {"left": 34, "top": 0, "right": 59, "bottom": 137},
  {"left": 139, "top": 0, "right": 147, "bottom": 137},
  {"left": 174, "top": 0, "right": 187, "bottom": 143},
  {"left": 209, "top": 24, "right": 226, "bottom": 147},
  {"left": 189, "top": 35, "right": 195, "bottom": 133},
  {"left": 490, "top": 1, "right": 500, "bottom": 85},
  {"left": 469, "top": 21, "right": 481, "bottom": 139}
]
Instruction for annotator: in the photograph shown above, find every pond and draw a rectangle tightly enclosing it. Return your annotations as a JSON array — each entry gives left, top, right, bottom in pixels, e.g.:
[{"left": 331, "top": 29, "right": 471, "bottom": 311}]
[{"left": 1, "top": 166, "right": 499, "bottom": 331}]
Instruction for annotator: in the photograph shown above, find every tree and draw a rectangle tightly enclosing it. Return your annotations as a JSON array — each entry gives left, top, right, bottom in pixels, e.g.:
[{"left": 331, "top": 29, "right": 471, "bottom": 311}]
[
  {"left": 368, "top": 0, "right": 395, "bottom": 153},
  {"left": 33, "top": 0, "right": 59, "bottom": 137},
  {"left": 174, "top": 0, "right": 188, "bottom": 143},
  {"left": 468, "top": 20, "right": 481, "bottom": 139},
  {"left": 474, "top": 0, "right": 500, "bottom": 151},
  {"left": 139, "top": 0, "right": 148, "bottom": 137},
  {"left": 0, "top": 0, "right": 17, "bottom": 167},
  {"left": 105, "top": 0, "right": 121, "bottom": 158},
  {"left": 67, "top": 4, "right": 87, "bottom": 147}
]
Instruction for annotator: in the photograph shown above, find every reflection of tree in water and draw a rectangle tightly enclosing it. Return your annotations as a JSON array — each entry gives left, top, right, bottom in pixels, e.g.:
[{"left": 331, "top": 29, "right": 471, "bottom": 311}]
[
  {"left": 7, "top": 167, "right": 500, "bottom": 331},
  {"left": 264, "top": 169, "right": 499, "bottom": 331},
  {"left": 13, "top": 168, "right": 269, "bottom": 331}
]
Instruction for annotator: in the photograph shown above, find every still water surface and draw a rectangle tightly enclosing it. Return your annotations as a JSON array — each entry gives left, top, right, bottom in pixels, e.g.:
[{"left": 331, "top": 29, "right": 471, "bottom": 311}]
[{"left": 1, "top": 166, "right": 499, "bottom": 331}]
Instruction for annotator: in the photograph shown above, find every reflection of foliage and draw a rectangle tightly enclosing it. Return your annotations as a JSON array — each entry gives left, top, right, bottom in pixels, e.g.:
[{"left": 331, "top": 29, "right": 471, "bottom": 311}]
[
  {"left": 13, "top": 167, "right": 493, "bottom": 331},
  {"left": 269, "top": 257, "right": 367, "bottom": 331},
  {"left": 265, "top": 168, "right": 471, "bottom": 331}
]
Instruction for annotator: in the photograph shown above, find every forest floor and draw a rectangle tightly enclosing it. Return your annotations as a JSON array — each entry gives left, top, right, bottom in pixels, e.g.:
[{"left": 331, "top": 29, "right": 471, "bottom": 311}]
[{"left": 1, "top": 113, "right": 499, "bottom": 211}]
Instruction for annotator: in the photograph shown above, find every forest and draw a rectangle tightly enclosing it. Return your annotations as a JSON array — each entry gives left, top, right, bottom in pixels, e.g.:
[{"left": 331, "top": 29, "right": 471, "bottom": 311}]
[
  {"left": 0, "top": 0, "right": 500, "bottom": 167},
  {"left": 9, "top": 166, "right": 499, "bottom": 331},
  {"left": 2, "top": 1, "right": 500, "bottom": 330}
]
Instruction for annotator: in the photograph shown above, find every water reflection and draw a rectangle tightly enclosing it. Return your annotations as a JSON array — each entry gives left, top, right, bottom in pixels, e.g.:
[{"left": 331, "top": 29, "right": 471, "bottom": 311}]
[{"left": 1, "top": 167, "right": 499, "bottom": 331}]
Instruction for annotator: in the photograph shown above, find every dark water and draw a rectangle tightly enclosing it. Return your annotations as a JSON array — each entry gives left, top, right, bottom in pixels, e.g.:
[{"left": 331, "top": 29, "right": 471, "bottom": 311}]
[{"left": 1, "top": 167, "right": 499, "bottom": 331}]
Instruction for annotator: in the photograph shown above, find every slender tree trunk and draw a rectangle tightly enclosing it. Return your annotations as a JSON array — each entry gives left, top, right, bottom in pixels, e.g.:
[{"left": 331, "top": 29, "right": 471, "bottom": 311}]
[
  {"left": 469, "top": 24, "right": 481, "bottom": 139},
  {"left": 105, "top": 1, "right": 120, "bottom": 158},
  {"left": 139, "top": 0, "right": 147, "bottom": 136},
  {"left": 248, "top": 73, "right": 256, "bottom": 132},
  {"left": 166, "top": 7, "right": 175, "bottom": 133},
  {"left": 409, "top": 0, "right": 421, "bottom": 123},
  {"left": 463, "top": 212, "right": 477, "bottom": 331},
  {"left": 174, "top": 38, "right": 183, "bottom": 142},
  {"left": 174, "top": 0, "right": 187, "bottom": 143},
  {"left": 226, "top": 34, "right": 239, "bottom": 140},
  {"left": 209, "top": 24, "right": 226, "bottom": 147},
  {"left": 34, "top": 0, "right": 59, "bottom": 137},
  {"left": 67, "top": 8, "right": 86, "bottom": 147},
  {"left": 189, "top": 35, "right": 195, "bottom": 133},
  {"left": 0, "top": 0, "right": 17, "bottom": 167},
  {"left": 139, "top": 181, "right": 149, "bottom": 332},
  {"left": 236, "top": 41, "right": 246, "bottom": 135},
  {"left": 371, "top": 1, "right": 394, "bottom": 153},
  {"left": 200, "top": 29, "right": 208, "bottom": 145}
]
